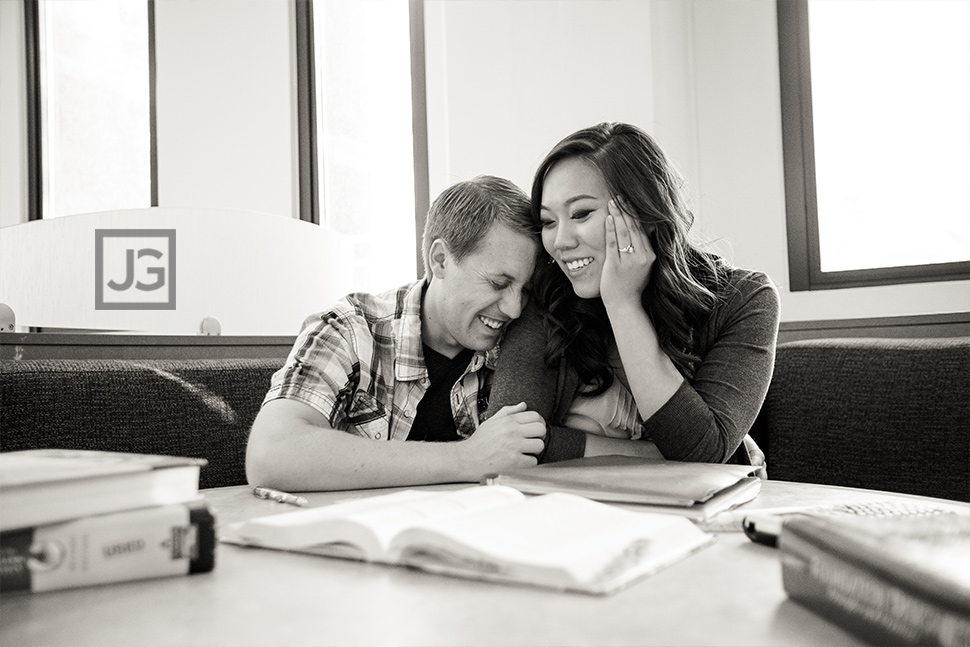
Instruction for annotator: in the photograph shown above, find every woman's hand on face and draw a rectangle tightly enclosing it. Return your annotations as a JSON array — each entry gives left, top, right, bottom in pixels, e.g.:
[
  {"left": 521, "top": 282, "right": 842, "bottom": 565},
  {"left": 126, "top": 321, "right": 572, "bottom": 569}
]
[{"left": 600, "top": 199, "right": 655, "bottom": 309}]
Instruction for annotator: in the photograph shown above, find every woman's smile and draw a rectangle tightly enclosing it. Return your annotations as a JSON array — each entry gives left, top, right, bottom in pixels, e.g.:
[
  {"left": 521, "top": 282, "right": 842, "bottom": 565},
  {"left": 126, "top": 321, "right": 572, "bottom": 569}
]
[{"left": 564, "top": 256, "right": 594, "bottom": 272}]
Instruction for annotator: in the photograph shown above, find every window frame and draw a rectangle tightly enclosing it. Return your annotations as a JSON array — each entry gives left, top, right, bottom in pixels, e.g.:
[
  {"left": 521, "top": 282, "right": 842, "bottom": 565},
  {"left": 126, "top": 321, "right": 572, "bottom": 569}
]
[
  {"left": 776, "top": 0, "right": 969, "bottom": 291},
  {"left": 294, "top": 0, "right": 429, "bottom": 279},
  {"left": 25, "top": 0, "right": 429, "bottom": 276},
  {"left": 23, "top": 0, "right": 158, "bottom": 221}
]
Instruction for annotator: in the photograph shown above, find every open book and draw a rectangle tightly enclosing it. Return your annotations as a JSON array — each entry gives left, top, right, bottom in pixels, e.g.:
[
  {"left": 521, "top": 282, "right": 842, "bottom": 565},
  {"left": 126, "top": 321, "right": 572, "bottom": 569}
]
[
  {"left": 482, "top": 455, "right": 762, "bottom": 521},
  {"left": 221, "top": 485, "right": 714, "bottom": 595}
]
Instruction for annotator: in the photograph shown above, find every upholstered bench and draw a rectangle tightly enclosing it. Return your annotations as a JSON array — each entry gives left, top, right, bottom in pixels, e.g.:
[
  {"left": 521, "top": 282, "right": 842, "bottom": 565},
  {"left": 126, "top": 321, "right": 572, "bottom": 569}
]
[
  {"left": 0, "top": 358, "right": 283, "bottom": 489},
  {"left": 3, "top": 337, "right": 968, "bottom": 501},
  {"left": 750, "top": 337, "right": 969, "bottom": 502}
]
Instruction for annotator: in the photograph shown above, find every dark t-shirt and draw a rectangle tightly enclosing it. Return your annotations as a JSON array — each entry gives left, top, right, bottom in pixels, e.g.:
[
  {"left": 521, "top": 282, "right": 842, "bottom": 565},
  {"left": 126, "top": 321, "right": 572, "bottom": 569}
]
[{"left": 406, "top": 345, "right": 474, "bottom": 442}]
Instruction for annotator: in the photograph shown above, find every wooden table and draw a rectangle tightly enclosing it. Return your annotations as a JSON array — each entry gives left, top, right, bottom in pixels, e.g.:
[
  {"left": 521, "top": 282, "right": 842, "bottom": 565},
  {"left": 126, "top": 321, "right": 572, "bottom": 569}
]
[{"left": 2, "top": 480, "right": 966, "bottom": 646}]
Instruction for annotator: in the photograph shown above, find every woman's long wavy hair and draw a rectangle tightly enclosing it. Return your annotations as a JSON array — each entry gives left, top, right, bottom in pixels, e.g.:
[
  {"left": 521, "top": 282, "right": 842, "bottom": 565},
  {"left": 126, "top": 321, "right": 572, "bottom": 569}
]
[{"left": 531, "top": 122, "right": 728, "bottom": 394}]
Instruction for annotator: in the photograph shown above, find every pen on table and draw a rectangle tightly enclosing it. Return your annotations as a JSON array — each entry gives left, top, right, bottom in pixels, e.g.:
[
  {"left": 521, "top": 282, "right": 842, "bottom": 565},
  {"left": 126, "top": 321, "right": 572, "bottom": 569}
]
[
  {"left": 708, "top": 505, "right": 819, "bottom": 529},
  {"left": 253, "top": 486, "right": 309, "bottom": 507}
]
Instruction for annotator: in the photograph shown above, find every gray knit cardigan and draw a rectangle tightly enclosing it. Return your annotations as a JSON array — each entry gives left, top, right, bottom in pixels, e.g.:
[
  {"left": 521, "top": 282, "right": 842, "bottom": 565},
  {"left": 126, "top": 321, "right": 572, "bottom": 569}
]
[{"left": 486, "top": 268, "right": 781, "bottom": 464}]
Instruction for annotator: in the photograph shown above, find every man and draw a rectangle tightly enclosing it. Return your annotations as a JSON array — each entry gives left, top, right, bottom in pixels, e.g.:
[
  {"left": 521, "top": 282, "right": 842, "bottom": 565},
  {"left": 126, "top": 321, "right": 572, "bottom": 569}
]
[{"left": 246, "top": 176, "right": 546, "bottom": 491}]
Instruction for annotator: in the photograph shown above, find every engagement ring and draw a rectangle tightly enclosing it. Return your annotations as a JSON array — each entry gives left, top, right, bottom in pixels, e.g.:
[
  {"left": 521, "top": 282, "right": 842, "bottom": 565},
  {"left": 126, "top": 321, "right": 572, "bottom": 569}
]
[{"left": 619, "top": 245, "right": 635, "bottom": 254}]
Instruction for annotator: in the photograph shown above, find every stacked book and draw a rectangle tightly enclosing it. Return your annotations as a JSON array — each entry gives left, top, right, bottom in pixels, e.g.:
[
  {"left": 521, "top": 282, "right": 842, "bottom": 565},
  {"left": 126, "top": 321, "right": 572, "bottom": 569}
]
[
  {"left": 779, "top": 510, "right": 970, "bottom": 646},
  {"left": 0, "top": 449, "right": 215, "bottom": 594}
]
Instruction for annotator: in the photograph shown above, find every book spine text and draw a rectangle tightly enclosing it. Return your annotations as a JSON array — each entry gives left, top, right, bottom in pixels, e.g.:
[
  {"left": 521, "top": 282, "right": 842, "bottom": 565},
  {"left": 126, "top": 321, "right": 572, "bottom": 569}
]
[{"left": 1, "top": 502, "right": 215, "bottom": 593}]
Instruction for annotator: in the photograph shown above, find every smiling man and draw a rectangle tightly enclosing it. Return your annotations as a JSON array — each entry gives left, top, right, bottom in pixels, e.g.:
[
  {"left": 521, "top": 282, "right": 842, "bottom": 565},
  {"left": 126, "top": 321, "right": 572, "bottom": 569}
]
[{"left": 246, "top": 176, "right": 546, "bottom": 491}]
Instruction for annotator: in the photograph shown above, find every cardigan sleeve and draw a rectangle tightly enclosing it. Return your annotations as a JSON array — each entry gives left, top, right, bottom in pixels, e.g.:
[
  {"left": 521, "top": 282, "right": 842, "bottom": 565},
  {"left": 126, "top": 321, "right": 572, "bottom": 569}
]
[
  {"left": 487, "top": 302, "right": 557, "bottom": 416},
  {"left": 486, "top": 301, "right": 587, "bottom": 462},
  {"left": 641, "top": 270, "right": 780, "bottom": 462}
]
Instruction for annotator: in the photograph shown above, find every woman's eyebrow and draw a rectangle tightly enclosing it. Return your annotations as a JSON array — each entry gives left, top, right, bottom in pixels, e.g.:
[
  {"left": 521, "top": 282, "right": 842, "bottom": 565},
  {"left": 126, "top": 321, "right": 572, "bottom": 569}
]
[{"left": 540, "top": 194, "right": 597, "bottom": 212}]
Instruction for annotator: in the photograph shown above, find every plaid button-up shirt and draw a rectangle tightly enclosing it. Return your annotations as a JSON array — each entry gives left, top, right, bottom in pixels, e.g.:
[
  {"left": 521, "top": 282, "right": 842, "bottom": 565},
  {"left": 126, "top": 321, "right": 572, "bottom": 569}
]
[{"left": 264, "top": 279, "right": 498, "bottom": 441}]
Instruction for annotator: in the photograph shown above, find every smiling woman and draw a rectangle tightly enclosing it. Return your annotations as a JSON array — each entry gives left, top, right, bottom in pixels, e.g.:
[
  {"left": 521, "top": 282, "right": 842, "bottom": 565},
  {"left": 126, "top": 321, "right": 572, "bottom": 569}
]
[
  {"left": 487, "top": 122, "right": 780, "bottom": 467},
  {"left": 540, "top": 157, "right": 626, "bottom": 300}
]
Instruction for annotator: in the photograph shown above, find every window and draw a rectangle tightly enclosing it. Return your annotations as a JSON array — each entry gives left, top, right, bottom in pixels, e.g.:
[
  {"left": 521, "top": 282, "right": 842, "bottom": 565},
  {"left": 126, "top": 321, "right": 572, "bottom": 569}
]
[
  {"left": 26, "top": 0, "right": 155, "bottom": 220},
  {"left": 296, "top": 0, "right": 427, "bottom": 291},
  {"left": 25, "top": 0, "right": 425, "bottom": 285},
  {"left": 777, "top": 0, "right": 969, "bottom": 290}
]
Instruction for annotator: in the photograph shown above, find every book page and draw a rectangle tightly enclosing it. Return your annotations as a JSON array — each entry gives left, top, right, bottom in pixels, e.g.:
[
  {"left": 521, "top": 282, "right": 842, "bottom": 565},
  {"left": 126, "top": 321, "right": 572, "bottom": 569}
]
[
  {"left": 223, "top": 486, "right": 524, "bottom": 561},
  {"left": 340, "top": 485, "right": 525, "bottom": 554},
  {"left": 391, "top": 492, "right": 709, "bottom": 588}
]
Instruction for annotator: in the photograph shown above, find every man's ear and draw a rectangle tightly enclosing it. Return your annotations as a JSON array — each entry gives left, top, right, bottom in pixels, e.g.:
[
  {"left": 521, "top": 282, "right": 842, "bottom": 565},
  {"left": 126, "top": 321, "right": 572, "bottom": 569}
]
[{"left": 428, "top": 238, "right": 449, "bottom": 279}]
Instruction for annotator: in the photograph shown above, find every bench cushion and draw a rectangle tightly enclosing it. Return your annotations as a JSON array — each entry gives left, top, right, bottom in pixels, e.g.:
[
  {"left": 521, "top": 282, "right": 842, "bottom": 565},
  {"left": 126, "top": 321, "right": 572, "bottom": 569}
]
[
  {"left": 1, "top": 359, "right": 283, "bottom": 489},
  {"left": 751, "top": 338, "right": 969, "bottom": 502}
]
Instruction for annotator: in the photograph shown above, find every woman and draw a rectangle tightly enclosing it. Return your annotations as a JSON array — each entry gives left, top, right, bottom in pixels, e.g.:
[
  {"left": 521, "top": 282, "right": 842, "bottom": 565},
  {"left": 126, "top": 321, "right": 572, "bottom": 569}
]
[{"left": 487, "top": 122, "right": 779, "bottom": 465}]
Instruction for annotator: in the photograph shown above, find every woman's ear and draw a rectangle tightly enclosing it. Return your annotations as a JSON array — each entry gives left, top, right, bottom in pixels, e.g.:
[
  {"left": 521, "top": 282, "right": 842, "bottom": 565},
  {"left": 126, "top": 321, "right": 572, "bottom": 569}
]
[{"left": 428, "top": 238, "right": 449, "bottom": 279}]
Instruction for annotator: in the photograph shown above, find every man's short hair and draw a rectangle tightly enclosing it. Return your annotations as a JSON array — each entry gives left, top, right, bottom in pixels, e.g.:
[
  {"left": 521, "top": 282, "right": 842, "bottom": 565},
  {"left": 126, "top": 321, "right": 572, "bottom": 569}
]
[{"left": 421, "top": 175, "right": 536, "bottom": 277}]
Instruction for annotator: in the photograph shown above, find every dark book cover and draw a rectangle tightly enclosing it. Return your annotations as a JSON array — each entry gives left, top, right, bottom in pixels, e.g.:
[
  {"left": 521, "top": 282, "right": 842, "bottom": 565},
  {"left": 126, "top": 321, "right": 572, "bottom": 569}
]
[{"left": 780, "top": 511, "right": 970, "bottom": 646}]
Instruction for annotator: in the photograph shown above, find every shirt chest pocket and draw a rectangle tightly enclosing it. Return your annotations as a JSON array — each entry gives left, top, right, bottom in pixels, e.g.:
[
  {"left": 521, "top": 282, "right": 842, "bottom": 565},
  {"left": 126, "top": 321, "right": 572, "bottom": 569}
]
[{"left": 346, "top": 391, "right": 390, "bottom": 440}]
